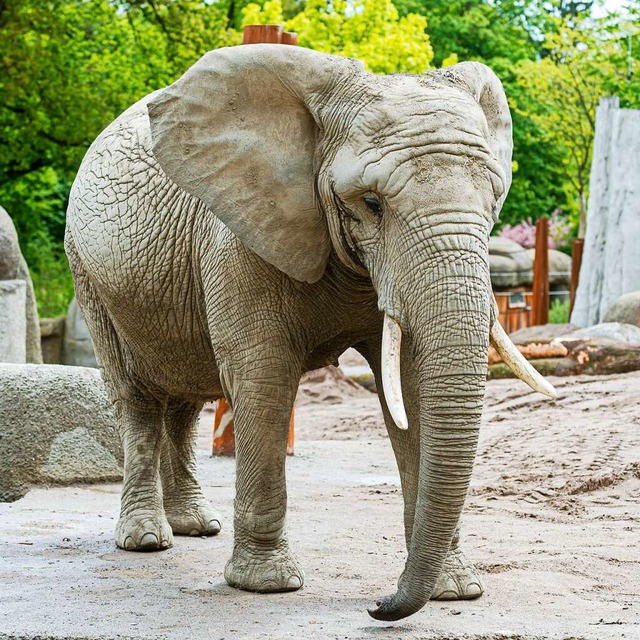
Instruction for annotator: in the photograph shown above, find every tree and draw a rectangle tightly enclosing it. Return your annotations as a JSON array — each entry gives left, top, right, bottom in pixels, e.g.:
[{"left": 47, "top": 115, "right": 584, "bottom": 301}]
[
  {"left": 0, "top": 0, "right": 240, "bottom": 315},
  {"left": 514, "top": 15, "right": 638, "bottom": 237},
  {"left": 241, "top": 0, "right": 434, "bottom": 73}
]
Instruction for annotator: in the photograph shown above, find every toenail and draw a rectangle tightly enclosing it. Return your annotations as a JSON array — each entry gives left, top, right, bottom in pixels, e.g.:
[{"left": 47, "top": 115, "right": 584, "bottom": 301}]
[
  {"left": 139, "top": 532, "right": 159, "bottom": 547},
  {"left": 286, "top": 575, "right": 302, "bottom": 590}
]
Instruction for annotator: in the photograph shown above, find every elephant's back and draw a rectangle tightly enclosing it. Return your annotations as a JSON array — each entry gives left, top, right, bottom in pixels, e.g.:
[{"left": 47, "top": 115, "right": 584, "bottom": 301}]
[{"left": 66, "top": 93, "right": 203, "bottom": 292}]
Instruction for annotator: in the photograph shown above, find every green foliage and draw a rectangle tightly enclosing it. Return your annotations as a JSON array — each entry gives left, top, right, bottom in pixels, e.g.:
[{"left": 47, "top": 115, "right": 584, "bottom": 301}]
[
  {"left": 549, "top": 299, "right": 570, "bottom": 324},
  {"left": 242, "top": 0, "right": 434, "bottom": 73},
  {"left": 0, "top": 0, "right": 240, "bottom": 316},
  {"left": 513, "top": 14, "right": 639, "bottom": 235},
  {"left": 1, "top": 0, "right": 636, "bottom": 318}
]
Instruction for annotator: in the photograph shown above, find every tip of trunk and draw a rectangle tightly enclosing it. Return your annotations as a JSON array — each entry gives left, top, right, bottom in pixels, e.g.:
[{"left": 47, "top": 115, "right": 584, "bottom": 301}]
[{"left": 367, "top": 591, "right": 428, "bottom": 621}]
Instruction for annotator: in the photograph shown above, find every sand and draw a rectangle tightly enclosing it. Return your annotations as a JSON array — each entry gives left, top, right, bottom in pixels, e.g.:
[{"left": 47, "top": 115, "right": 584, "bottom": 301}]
[{"left": 0, "top": 368, "right": 638, "bottom": 639}]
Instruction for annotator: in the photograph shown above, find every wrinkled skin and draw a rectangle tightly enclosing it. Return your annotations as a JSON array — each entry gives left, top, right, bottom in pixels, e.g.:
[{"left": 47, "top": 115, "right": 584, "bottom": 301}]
[
  {"left": 65, "top": 45, "right": 512, "bottom": 620},
  {"left": 0, "top": 206, "right": 42, "bottom": 364}
]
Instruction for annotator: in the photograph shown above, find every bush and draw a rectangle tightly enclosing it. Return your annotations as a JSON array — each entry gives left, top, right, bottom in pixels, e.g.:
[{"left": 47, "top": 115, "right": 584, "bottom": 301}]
[{"left": 549, "top": 299, "right": 570, "bottom": 324}]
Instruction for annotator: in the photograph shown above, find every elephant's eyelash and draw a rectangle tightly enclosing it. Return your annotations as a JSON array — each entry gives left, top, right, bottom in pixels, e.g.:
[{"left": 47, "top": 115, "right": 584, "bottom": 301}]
[{"left": 333, "top": 192, "right": 360, "bottom": 225}]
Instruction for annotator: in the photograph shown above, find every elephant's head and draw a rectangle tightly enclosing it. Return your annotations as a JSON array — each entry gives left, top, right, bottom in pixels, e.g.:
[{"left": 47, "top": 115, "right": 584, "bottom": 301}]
[{"left": 148, "top": 45, "right": 556, "bottom": 620}]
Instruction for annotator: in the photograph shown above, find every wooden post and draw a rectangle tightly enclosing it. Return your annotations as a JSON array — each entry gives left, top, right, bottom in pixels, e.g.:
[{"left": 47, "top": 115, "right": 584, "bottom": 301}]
[
  {"left": 569, "top": 238, "right": 584, "bottom": 317},
  {"left": 242, "top": 25, "right": 298, "bottom": 46},
  {"left": 531, "top": 217, "right": 549, "bottom": 326},
  {"left": 242, "top": 24, "right": 283, "bottom": 44},
  {"left": 213, "top": 399, "right": 295, "bottom": 457},
  {"left": 212, "top": 23, "right": 298, "bottom": 457}
]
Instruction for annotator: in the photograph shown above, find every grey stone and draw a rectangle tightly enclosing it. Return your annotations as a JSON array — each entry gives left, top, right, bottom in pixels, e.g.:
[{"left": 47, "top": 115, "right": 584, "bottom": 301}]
[
  {"left": 509, "top": 323, "right": 580, "bottom": 345},
  {"left": 0, "top": 205, "right": 43, "bottom": 363},
  {"left": 553, "top": 322, "right": 640, "bottom": 346},
  {"left": 63, "top": 297, "right": 97, "bottom": 367},
  {"left": 525, "top": 248, "right": 572, "bottom": 287},
  {"left": 39, "top": 427, "right": 121, "bottom": 484},
  {"left": 0, "top": 364, "right": 120, "bottom": 502},
  {"left": 489, "top": 237, "right": 533, "bottom": 288},
  {"left": 40, "top": 315, "right": 66, "bottom": 364},
  {"left": 0, "top": 280, "right": 26, "bottom": 363},
  {"left": 603, "top": 291, "right": 640, "bottom": 327}
]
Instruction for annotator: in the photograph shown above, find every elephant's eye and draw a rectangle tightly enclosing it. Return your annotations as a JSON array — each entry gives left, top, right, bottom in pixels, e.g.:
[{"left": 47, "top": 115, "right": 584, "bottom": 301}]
[{"left": 363, "top": 195, "right": 383, "bottom": 215}]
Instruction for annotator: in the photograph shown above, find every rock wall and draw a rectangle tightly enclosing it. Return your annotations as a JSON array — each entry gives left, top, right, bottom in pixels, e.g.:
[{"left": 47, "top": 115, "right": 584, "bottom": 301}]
[{"left": 571, "top": 98, "right": 640, "bottom": 326}]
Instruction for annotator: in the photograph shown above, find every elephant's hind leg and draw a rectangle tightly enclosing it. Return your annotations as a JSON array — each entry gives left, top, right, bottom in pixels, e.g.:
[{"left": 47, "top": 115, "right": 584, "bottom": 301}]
[
  {"left": 222, "top": 362, "right": 304, "bottom": 594},
  {"left": 67, "top": 239, "right": 171, "bottom": 552},
  {"left": 114, "top": 389, "right": 173, "bottom": 551},
  {"left": 161, "top": 398, "right": 221, "bottom": 536}
]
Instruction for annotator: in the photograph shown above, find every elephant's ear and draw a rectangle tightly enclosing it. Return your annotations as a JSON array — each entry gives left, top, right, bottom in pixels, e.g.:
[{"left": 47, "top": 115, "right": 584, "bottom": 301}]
[
  {"left": 148, "top": 45, "right": 361, "bottom": 283},
  {"left": 430, "top": 62, "right": 513, "bottom": 213}
]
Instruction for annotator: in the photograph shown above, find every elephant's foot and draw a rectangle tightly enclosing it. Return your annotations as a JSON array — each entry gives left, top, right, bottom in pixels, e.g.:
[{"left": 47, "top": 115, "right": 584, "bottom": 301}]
[
  {"left": 115, "top": 509, "right": 173, "bottom": 551},
  {"left": 225, "top": 540, "right": 304, "bottom": 593},
  {"left": 431, "top": 547, "right": 484, "bottom": 600},
  {"left": 165, "top": 498, "right": 222, "bottom": 537}
]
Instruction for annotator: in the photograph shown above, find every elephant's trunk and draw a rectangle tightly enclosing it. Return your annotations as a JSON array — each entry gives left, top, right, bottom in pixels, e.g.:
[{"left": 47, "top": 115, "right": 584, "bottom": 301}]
[{"left": 370, "top": 238, "right": 491, "bottom": 621}]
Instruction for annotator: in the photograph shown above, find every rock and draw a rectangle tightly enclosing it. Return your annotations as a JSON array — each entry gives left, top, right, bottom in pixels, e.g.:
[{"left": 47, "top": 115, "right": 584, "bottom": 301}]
[
  {"left": 489, "top": 237, "right": 533, "bottom": 288},
  {"left": 0, "top": 206, "right": 43, "bottom": 363},
  {"left": 571, "top": 98, "right": 640, "bottom": 326},
  {"left": 63, "top": 297, "right": 97, "bottom": 367},
  {"left": 40, "top": 316, "right": 66, "bottom": 364},
  {"left": 525, "top": 248, "right": 572, "bottom": 287},
  {"left": 338, "top": 348, "right": 376, "bottom": 391},
  {"left": 0, "top": 364, "right": 120, "bottom": 502},
  {"left": 553, "top": 322, "right": 640, "bottom": 347},
  {"left": 509, "top": 323, "right": 580, "bottom": 346},
  {"left": 0, "top": 280, "right": 26, "bottom": 363},
  {"left": 488, "top": 341, "right": 640, "bottom": 379},
  {"left": 603, "top": 291, "right": 640, "bottom": 327}
]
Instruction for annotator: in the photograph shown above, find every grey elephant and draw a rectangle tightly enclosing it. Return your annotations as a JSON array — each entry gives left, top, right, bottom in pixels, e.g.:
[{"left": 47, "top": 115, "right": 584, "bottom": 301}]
[
  {"left": 0, "top": 206, "right": 42, "bottom": 363},
  {"left": 65, "top": 45, "right": 555, "bottom": 621}
]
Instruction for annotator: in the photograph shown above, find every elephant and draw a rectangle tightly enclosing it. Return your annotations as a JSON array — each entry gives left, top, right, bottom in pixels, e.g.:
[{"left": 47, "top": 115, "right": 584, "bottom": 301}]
[
  {"left": 65, "top": 44, "right": 556, "bottom": 621},
  {"left": 0, "top": 205, "right": 42, "bottom": 363}
]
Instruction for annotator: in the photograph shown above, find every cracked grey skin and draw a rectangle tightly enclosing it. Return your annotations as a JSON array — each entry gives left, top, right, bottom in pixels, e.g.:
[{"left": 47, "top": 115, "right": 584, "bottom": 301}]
[
  {"left": 0, "top": 206, "right": 42, "bottom": 364},
  {"left": 65, "top": 45, "right": 511, "bottom": 621}
]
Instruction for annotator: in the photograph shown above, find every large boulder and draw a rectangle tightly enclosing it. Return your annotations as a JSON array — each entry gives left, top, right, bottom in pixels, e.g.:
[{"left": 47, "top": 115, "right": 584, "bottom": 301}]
[
  {"left": 64, "top": 297, "right": 97, "bottom": 367},
  {"left": 0, "top": 280, "right": 26, "bottom": 363},
  {"left": 552, "top": 322, "right": 640, "bottom": 347},
  {"left": 509, "top": 323, "right": 580, "bottom": 346},
  {"left": 525, "top": 248, "right": 572, "bottom": 287},
  {"left": 603, "top": 291, "right": 640, "bottom": 327},
  {"left": 0, "top": 364, "right": 121, "bottom": 502},
  {"left": 0, "top": 206, "right": 42, "bottom": 363},
  {"left": 489, "top": 237, "right": 533, "bottom": 288}
]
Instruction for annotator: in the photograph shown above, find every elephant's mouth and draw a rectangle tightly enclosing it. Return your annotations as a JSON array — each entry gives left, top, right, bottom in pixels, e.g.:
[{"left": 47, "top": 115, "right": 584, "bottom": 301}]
[{"left": 381, "top": 312, "right": 557, "bottom": 431}]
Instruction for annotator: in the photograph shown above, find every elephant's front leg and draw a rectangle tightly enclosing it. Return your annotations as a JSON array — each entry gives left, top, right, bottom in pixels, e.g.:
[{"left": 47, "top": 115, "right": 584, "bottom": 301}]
[
  {"left": 360, "top": 340, "right": 483, "bottom": 601},
  {"left": 222, "top": 364, "right": 304, "bottom": 593}
]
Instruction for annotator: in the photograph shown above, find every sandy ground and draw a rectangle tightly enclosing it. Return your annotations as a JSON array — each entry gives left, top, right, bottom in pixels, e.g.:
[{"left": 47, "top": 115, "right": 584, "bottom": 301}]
[{"left": 1, "top": 369, "right": 639, "bottom": 640}]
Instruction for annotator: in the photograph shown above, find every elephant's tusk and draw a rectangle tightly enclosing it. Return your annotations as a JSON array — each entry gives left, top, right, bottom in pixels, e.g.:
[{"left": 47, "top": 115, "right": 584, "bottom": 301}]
[
  {"left": 490, "top": 321, "right": 558, "bottom": 399},
  {"left": 381, "top": 314, "right": 409, "bottom": 430}
]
